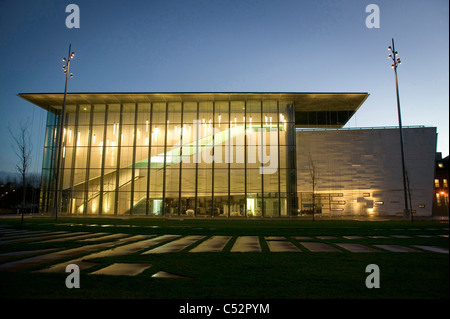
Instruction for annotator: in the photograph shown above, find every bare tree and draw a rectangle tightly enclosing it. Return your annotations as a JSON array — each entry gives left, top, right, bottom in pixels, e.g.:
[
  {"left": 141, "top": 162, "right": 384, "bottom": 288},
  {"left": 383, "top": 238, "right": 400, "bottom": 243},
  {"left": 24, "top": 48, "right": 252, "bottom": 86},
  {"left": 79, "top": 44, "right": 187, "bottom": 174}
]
[{"left": 8, "top": 118, "right": 33, "bottom": 226}]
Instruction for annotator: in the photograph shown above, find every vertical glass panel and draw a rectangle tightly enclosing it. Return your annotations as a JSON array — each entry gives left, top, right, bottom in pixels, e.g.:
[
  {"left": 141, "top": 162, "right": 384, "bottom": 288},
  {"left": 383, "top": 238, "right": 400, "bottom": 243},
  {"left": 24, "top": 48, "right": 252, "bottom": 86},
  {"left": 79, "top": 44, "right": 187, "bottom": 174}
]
[
  {"left": 180, "top": 168, "right": 196, "bottom": 197},
  {"left": 262, "top": 100, "right": 277, "bottom": 128},
  {"left": 230, "top": 195, "right": 245, "bottom": 217},
  {"left": 152, "top": 102, "right": 166, "bottom": 124},
  {"left": 102, "top": 191, "right": 115, "bottom": 215},
  {"left": 149, "top": 167, "right": 164, "bottom": 197},
  {"left": 167, "top": 124, "right": 183, "bottom": 148},
  {"left": 77, "top": 105, "right": 92, "bottom": 125},
  {"left": 247, "top": 168, "right": 262, "bottom": 195},
  {"left": 136, "top": 103, "right": 151, "bottom": 124},
  {"left": 121, "top": 103, "right": 136, "bottom": 125},
  {"left": 167, "top": 102, "right": 182, "bottom": 123},
  {"left": 215, "top": 101, "right": 229, "bottom": 130},
  {"left": 230, "top": 101, "right": 245, "bottom": 125},
  {"left": 230, "top": 169, "right": 245, "bottom": 194},
  {"left": 214, "top": 168, "right": 228, "bottom": 195},
  {"left": 117, "top": 181, "right": 132, "bottom": 215},
  {"left": 92, "top": 104, "right": 106, "bottom": 124},
  {"left": 119, "top": 146, "right": 134, "bottom": 168},
  {"left": 247, "top": 100, "right": 261, "bottom": 123},
  {"left": 133, "top": 191, "right": 147, "bottom": 215},
  {"left": 120, "top": 124, "right": 135, "bottom": 147}
]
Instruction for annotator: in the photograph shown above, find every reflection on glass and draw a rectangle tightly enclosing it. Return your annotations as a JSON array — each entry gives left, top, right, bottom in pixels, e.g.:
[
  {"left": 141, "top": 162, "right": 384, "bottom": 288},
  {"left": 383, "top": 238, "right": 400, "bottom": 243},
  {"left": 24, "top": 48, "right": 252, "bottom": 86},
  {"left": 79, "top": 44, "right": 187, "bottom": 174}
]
[{"left": 41, "top": 98, "right": 297, "bottom": 217}]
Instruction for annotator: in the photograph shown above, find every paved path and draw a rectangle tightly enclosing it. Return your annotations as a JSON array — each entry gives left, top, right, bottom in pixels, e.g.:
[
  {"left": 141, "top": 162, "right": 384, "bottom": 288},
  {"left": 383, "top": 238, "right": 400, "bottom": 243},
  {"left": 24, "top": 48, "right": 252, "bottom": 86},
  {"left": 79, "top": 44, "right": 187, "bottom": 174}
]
[{"left": 0, "top": 226, "right": 448, "bottom": 277}]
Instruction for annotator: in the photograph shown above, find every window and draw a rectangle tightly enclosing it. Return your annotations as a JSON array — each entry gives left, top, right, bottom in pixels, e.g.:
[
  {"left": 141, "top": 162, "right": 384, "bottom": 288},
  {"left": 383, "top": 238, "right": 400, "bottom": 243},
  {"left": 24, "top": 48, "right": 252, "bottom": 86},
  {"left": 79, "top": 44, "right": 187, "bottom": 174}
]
[
  {"left": 438, "top": 163, "right": 444, "bottom": 168},
  {"left": 435, "top": 179, "right": 440, "bottom": 188},
  {"left": 444, "top": 179, "right": 448, "bottom": 188}
]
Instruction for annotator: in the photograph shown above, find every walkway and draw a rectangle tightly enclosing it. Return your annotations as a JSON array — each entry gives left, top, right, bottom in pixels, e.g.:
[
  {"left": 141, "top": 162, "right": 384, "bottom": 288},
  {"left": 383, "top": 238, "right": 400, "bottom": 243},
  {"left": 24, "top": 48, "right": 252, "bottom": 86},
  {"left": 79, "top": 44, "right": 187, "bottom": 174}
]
[{"left": 0, "top": 225, "right": 448, "bottom": 277}]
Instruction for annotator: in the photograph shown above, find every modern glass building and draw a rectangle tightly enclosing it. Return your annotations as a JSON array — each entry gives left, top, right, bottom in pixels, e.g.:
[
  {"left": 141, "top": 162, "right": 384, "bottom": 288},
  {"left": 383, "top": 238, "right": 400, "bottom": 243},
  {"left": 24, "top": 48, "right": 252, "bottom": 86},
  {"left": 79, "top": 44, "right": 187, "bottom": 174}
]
[{"left": 19, "top": 92, "right": 370, "bottom": 217}]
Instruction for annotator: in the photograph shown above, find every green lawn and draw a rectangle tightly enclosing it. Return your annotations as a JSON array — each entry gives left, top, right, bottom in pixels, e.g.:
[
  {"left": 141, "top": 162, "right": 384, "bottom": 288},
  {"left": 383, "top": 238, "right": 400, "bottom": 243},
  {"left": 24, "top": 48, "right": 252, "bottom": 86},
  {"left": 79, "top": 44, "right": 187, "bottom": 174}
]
[{"left": 0, "top": 217, "right": 448, "bottom": 300}]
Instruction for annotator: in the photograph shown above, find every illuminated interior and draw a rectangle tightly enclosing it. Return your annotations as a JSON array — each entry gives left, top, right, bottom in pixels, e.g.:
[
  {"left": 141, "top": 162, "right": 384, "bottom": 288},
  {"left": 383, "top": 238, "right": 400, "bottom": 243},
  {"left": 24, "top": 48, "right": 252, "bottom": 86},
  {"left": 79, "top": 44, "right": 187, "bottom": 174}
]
[{"left": 19, "top": 92, "right": 370, "bottom": 217}]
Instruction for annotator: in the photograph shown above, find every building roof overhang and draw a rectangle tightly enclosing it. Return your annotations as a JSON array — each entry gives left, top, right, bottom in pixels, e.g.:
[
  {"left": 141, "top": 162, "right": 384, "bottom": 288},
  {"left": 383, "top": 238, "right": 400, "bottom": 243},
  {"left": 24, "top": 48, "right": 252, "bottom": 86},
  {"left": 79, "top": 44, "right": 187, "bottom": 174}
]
[{"left": 18, "top": 92, "right": 369, "bottom": 128}]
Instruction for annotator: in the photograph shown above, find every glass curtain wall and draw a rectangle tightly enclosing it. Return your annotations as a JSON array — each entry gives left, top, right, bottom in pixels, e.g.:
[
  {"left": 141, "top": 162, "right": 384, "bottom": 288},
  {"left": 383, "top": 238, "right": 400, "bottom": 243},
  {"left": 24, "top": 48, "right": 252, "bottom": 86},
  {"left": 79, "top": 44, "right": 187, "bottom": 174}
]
[{"left": 41, "top": 97, "right": 298, "bottom": 217}]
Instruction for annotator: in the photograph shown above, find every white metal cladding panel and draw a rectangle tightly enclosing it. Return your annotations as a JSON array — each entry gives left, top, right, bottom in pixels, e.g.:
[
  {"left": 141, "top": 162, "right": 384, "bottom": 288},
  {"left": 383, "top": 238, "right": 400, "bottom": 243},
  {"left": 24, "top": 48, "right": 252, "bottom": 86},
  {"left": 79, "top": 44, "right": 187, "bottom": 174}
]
[{"left": 296, "top": 127, "right": 436, "bottom": 216}]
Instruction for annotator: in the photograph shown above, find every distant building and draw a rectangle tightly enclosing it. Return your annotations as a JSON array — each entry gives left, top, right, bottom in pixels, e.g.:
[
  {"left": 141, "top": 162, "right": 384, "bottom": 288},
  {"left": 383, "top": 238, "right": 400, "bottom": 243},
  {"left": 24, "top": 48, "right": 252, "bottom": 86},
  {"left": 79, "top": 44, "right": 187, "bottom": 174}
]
[
  {"left": 19, "top": 92, "right": 438, "bottom": 219},
  {"left": 433, "top": 153, "right": 449, "bottom": 217}
]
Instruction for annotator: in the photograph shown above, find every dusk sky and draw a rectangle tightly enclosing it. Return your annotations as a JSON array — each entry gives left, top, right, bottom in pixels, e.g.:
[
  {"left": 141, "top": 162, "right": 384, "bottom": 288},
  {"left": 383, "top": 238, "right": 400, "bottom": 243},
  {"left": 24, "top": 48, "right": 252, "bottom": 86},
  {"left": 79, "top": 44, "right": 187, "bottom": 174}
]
[{"left": 0, "top": 0, "right": 448, "bottom": 175}]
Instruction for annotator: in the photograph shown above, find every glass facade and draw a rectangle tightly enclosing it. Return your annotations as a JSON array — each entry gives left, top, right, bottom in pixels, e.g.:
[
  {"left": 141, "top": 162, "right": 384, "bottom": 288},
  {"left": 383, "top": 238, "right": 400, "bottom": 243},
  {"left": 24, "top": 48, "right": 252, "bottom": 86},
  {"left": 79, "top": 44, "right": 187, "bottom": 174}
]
[{"left": 40, "top": 96, "right": 299, "bottom": 217}]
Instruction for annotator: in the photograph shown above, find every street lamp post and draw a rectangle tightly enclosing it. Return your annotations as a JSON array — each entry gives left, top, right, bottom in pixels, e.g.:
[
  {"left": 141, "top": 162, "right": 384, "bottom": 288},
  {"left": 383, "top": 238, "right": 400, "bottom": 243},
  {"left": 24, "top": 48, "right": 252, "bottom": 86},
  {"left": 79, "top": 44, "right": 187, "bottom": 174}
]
[
  {"left": 52, "top": 44, "right": 75, "bottom": 220},
  {"left": 388, "top": 38, "right": 411, "bottom": 221}
]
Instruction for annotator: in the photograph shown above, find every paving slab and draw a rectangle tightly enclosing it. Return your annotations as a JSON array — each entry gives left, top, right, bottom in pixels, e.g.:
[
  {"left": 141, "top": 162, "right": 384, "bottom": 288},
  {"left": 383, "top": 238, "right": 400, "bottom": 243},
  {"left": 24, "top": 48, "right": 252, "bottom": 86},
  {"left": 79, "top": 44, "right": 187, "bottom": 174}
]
[
  {"left": 0, "top": 249, "right": 58, "bottom": 262},
  {"left": 36, "top": 232, "right": 109, "bottom": 243},
  {"left": 143, "top": 235, "right": 204, "bottom": 254},
  {"left": 300, "top": 242, "right": 341, "bottom": 252},
  {"left": 231, "top": 236, "right": 261, "bottom": 252},
  {"left": 267, "top": 240, "right": 301, "bottom": 252},
  {"left": 412, "top": 245, "right": 449, "bottom": 254},
  {"left": 264, "top": 236, "right": 286, "bottom": 241},
  {"left": 90, "top": 263, "right": 152, "bottom": 276},
  {"left": 293, "top": 236, "right": 313, "bottom": 240},
  {"left": 316, "top": 236, "right": 338, "bottom": 240},
  {"left": 1, "top": 235, "right": 147, "bottom": 272},
  {"left": 0, "top": 230, "right": 52, "bottom": 239},
  {"left": 0, "top": 231, "right": 75, "bottom": 245},
  {"left": 38, "top": 235, "right": 163, "bottom": 273},
  {"left": 374, "top": 245, "right": 420, "bottom": 253},
  {"left": 189, "top": 236, "right": 231, "bottom": 253},
  {"left": 78, "top": 233, "right": 130, "bottom": 242},
  {"left": 391, "top": 235, "right": 412, "bottom": 238},
  {"left": 342, "top": 236, "right": 364, "bottom": 240},
  {"left": 335, "top": 243, "right": 379, "bottom": 253}
]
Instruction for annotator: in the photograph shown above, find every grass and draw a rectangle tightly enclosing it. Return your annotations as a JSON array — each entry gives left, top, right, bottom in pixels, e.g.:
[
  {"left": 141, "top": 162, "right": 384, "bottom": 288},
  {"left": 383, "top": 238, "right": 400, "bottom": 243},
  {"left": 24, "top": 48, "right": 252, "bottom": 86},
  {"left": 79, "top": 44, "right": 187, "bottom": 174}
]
[{"left": 0, "top": 216, "right": 448, "bottom": 300}]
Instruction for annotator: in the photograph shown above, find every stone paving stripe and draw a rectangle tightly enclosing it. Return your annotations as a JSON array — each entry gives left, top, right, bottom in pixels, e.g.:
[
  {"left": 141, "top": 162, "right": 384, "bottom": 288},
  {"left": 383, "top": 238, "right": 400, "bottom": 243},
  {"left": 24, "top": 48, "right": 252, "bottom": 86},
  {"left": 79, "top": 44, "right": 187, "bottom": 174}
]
[
  {"left": 368, "top": 236, "right": 388, "bottom": 238},
  {"left": 189, "top": 236, "right": 231, "bottom": 253},
  {"left": 143, "top": 235, "right": 204, "bottom": 254},
  {"left": 231, "top": 236, "right": 261, "bottom": 252},
  {"left": 0, "top": 249, "right": 58, "bottom": 262},
  {"left": 37, "top": 235, "right": 160, "bottom": 273},
  {"left": 335, "top": 243, "right": 380, "bottom": 253},
  {"left": 391, "top": 235, "right": 412, "bottom": 238},
  {"left": 35, "top": 232, "right": 110, "bottom": 243},
  {"left": 0, "top": 232, "right": 82, "bottom": 245},
  {"left": 300, "top": 242, "right": 341, "bottom": 252},
  {"left": 267, "top": 240, "right": 301, "bottom": 252},
  {"left": 90, "top": 263, "right": 152, "bottom": 276},
  {"left": 374, "top": 245, "right": 420, "bottom": 253},
  {"left": 0, "top": 230, "right": 52, "bottom": 239},
  {"left": 342, "top": 236, "right": 364, "bottom": 239},
  {"left": 1, "top": 235, "right": 147, "bottom": 272},
  {"left": 264, "top": 236, "right": 286, "bottom": 241},
  {"left": 316, "top": 236, "right": 338, "bottom": 240},
  {"left": 78, "top": 233, "right": 130, "bottom": 242},
  {"left": 412, "top": 245, "right": 449, "bottom": 254}
]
